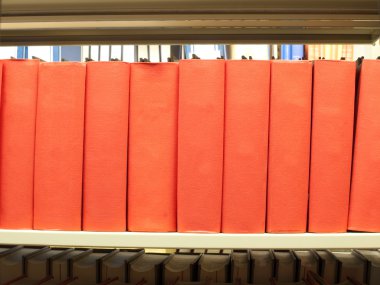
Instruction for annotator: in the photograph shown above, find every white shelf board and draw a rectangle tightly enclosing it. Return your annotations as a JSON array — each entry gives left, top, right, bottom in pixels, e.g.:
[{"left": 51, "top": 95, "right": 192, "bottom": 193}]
[{"left": 0, "top": 230, "right": 379, "bottom": 249}]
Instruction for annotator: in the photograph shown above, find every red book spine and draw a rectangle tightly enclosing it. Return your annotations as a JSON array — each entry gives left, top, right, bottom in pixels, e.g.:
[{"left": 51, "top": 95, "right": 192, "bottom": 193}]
[
  {"left": 267, "top": 61, "right": 313, "bottom": 233},
  {"left": 128, "top": 63, "right": 178, "bottom": 232},
  {"left": 0, "top": 60, "right": 39, "bottom": 229},
  {"left": 309, "top": 61, "right": 356, "bottom": 233},
  {"left": 0, "top": 62, "right": 3, "bottom": 103},
  {"left": 349, "top": 60, "right": 380, "bottom": 232},
  {"left": 0, "top": 62, "right": 3, "bottom": 121},
  {"left": 34, "top": 62, "right": 86, "bottom": 230},
  {"left": 82, "top": 62, "right": 130, "bottom": 231},
  {"left": 222, "top": 60, "right": 270, "bottom": 233},
  {"left": 177, "top": 60, "right": 225, "bottom": 233}
]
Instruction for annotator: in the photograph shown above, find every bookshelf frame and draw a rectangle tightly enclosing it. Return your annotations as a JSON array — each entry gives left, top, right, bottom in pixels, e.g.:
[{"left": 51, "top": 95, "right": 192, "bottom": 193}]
[
  {"left": 1, "top": 0, "right": 379, "bottom": 45},
  {"left": 0, "top": 230, "right": 379, "bottom": 249}
]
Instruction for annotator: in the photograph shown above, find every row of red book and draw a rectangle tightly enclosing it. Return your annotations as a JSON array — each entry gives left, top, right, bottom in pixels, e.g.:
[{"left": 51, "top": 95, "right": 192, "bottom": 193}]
[{"left": 0, "top": 59, "right": 378, "bottom": 233}]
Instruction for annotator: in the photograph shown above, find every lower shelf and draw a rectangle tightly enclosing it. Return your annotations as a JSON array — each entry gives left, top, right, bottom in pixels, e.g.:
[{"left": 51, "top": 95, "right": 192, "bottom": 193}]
[{"left": 0, "top": 230, "right": 379, "bottom": 249}]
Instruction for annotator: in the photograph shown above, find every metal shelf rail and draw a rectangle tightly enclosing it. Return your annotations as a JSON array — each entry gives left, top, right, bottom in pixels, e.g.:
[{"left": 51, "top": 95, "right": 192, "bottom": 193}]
[{"left": 1, "top": 0, "right": 380, "bottom": 45}]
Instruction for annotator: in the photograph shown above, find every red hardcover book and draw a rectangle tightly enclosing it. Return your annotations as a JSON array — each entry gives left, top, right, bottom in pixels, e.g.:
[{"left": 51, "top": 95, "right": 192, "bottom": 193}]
[
  {"left": 222, "top": 60, "right": 270, "bottom": 233},
  {"left": 0, "top": 60, "right": 39, "bottom": 229},
  {"left": 82, "top": 62, "right": 130, "bottom": 231},
  {"left": 177, "top": 60, "right": 225, "bottom": 233},
  {"left": 267, "top": 61, "right": 313, "bottom": 233},
  {"left": 308, "top": 61, "right": 356, "bottom": 233},
  {"left": 349, "top": 60, "right": 380, "bottom": 232},
  {"left": 128, "top": 63, "right": 178, "bottom": 232},
  {"left": 34, "top": 62, "right": 86, "bottom": 230},
  {"left": 0, "top": 61, "right": 3, "bottom": 103},
  {"left": 0, "top": 61, "right": 3, "bottom": 119}
]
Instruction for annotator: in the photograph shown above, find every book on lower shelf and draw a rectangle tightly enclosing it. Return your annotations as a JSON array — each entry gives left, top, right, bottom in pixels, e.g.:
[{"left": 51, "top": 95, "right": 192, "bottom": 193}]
[
  {"left": 230, "top": 250, "right": 250, "bottom": 284},
  {"left": 354, "top": 249, "right": 380, "bottom": 285},
  {"left": 101, "top": 249, "right": 143, "bottom": 284},
  {"left": 293, "top": 250, "right": 319, "bottom": 281},
  {"left": 273, "top": 250, "right": 298, "bottom": 283},
  {"left": 163, "top": 252, "right": 200, "bottom": 283},
  {"left": 198, "top": 251, "right": 230, "bottom": 283},
  {"left": 250, "top": 250, "right": 275, "bottom": 284},
  {"left": 128, "top": 253, "right": 170, "bottom": 285},
  {"left": 0, "top": 246, "right": 46, "bottom": 284},
  {"left": 331, "top": 250, "right": 367, "bottom": 284}
]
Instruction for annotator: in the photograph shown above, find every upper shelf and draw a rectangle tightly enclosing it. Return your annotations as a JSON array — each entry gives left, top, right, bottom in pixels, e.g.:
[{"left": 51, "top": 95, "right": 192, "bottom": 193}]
[
  {"left": 0, "top": 230, "right": 380, "bottom": 249},
  {"left": 1, "top": 0, "right": 379, "bottom": 45}
]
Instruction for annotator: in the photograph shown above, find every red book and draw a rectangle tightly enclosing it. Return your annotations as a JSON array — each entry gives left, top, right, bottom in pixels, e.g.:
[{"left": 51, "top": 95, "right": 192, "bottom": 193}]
[
  {"left": 82, "top": 62, "right": 130, "bottom": 231},
  {"left": 308, "top": 61, "right": 356, "bottom": 233},
  {"left": 0, "top": 61, "right": 3, "bottom": 103},
  {"left": 222, "top": 60, "right": 270, "bottom": 233},
  {"left": 34, "top": 62, "right": 86, "bottom": 230},
  {"left": 128, "top": 63, "right": 178, "bottom": 232},
  {"left": 349, "top": 60, "right": 380, "bottom": 232},
  {"left": 267, "top": 61, "right": 313, "bottom": 233},
  {"left": 177, "top": 60, "right": 225, "bottom": 233},
  {"left": 0, "top": 60, "right": 39, "bottom": 229}
]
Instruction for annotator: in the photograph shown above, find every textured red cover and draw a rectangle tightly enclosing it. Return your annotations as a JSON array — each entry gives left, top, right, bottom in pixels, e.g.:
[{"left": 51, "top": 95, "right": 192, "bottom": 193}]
[
  {"left": 309, "top": 61, "right": 356, "bottom": 233},
  {"left": 82, "top": 62, "right": 130, "bottom": 231},
  {"left": 0, "top": 62, "right": 2, "bottom": 121},
  {"left": 267, "top": 61, "right": 313, "bottom": 233},
  {"left": 177, "top": 60, "right": 225, "bottom": 233},
  {"left": 349, "top": 60, "right": 380, "bottom": 232},
  {"left": 128, "top": 63, "right": 178, "bottom": 232},
  {"left": 34, "top": 62, "right": 86, "bottom": 230},
  {"left": 0, "top": 62, "right": 2, "bottom": 104},
  {"left": 0, "top": 60, "right": 39, "bottom": 229},
  {"left": 222, "top": 60, "right": 270, "bottom": 233}
]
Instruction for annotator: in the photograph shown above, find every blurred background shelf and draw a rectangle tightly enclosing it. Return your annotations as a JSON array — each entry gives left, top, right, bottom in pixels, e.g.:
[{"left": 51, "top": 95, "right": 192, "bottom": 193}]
[
  {"left": 1, "top": 0, "right": 379, "bottom": 45},
  {"left": 0, "top": 230, "right": 379, "bottom": 249}
]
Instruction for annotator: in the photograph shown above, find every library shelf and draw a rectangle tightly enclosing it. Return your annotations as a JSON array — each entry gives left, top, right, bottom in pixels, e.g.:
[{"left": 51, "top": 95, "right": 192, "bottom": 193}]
[{"left": 0, "top": 230, "right": 379, "bottom": 249}]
